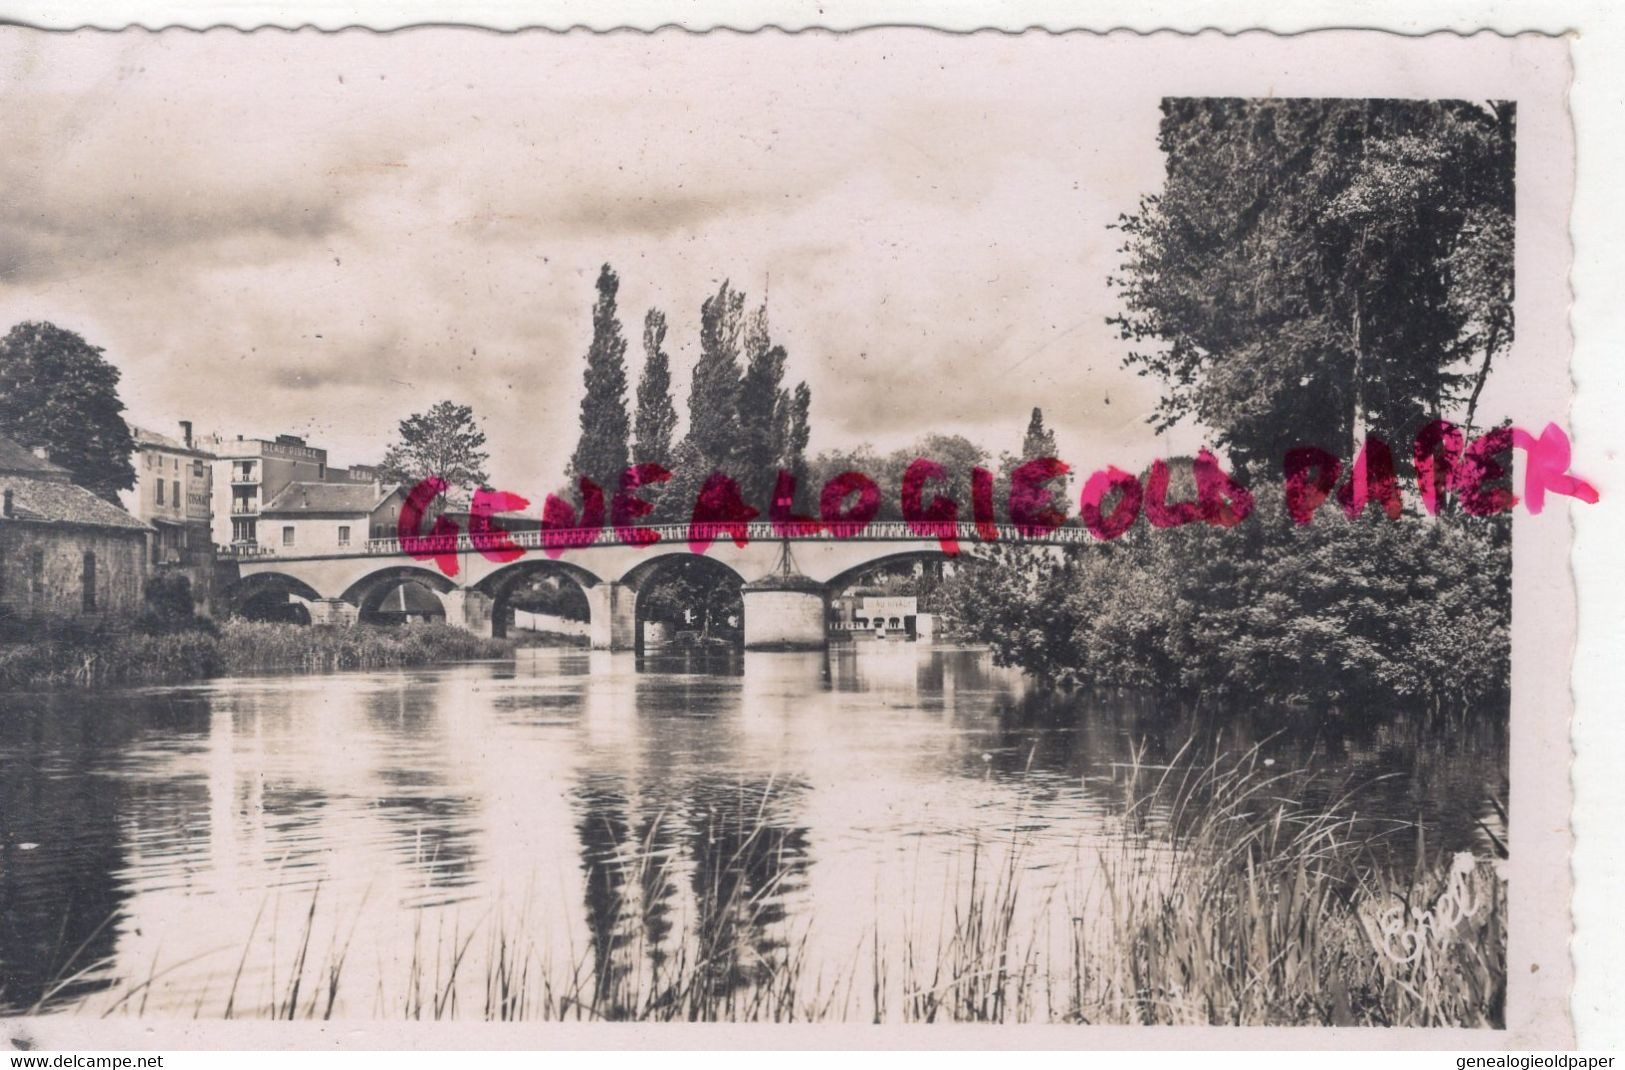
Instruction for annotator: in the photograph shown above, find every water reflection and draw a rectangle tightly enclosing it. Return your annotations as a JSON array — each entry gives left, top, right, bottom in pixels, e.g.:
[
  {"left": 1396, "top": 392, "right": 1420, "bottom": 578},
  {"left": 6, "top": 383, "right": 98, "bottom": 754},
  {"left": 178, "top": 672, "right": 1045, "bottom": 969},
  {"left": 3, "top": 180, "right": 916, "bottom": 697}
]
[{"left": 0, "top": 646, "right": 1506, "bottom": 1017}]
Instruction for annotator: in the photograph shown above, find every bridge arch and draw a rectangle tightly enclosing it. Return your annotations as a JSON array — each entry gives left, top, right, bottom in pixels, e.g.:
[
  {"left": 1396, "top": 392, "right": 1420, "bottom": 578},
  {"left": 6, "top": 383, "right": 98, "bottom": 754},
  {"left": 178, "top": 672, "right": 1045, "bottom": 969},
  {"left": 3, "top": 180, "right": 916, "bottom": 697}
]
[
  {"left": 822, "top": 548, "right": 968, "bottom": 597},
  {"left": 622, "top": 552, "right": 749, "bottom": 649},
  {"left": 341, "top": 566, "right": 459, "bottom": 627},
  {"left": 223, "top": 571, "right": 323, "bottom": 623},
  {"left": 472, "top": 559, "right": 601, "bottom": 640}
]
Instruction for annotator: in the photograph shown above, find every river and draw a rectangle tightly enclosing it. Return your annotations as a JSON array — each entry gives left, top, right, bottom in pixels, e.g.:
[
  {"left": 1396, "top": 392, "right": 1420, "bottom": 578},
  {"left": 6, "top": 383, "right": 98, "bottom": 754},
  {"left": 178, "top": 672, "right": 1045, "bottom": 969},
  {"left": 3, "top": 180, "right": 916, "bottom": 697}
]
[{"left": 0, "top": 645, "right": 1506, "bottom": 1021}]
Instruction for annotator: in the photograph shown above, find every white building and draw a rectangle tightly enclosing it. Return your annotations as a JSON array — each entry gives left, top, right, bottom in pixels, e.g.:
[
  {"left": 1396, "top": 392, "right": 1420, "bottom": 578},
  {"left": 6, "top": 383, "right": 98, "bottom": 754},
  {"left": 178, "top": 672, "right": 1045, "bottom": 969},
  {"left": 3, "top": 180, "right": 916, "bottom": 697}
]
[{"left": 257, "top": 482, "right": 407, "bottom": 554}]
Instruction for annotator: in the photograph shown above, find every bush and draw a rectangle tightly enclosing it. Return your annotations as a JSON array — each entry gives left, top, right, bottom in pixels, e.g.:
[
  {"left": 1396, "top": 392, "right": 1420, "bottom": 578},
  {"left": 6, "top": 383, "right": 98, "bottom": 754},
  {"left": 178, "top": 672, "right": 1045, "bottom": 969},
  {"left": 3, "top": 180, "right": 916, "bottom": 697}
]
[{"left": 940, "top": 488, "right": 1510, "bottom": 712}]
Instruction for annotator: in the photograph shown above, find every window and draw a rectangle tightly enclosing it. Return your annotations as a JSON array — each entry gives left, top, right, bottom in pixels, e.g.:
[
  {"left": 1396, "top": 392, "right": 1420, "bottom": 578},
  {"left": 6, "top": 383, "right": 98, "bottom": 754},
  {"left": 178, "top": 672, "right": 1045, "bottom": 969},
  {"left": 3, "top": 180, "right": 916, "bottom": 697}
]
[
  {"left": 338, "top": 525, "right": 351, "bottom": 547},
  {"left": 82, "top": 551, "right": 96, "bottom": 612},
  {"left": 282, "top": 525, "right": 296, "bottom": 547},
  {"left": 155, "top": 480, "right": 165, "bottom": 505},
  {"left": 171, "top": 480, "right": 179, "bottom": 507},
  {"left": 192, "top": 460, "right": 204, "bottom": 477},
  {"left": 29, "top": 548, "right": 44, "bottom": 601}
]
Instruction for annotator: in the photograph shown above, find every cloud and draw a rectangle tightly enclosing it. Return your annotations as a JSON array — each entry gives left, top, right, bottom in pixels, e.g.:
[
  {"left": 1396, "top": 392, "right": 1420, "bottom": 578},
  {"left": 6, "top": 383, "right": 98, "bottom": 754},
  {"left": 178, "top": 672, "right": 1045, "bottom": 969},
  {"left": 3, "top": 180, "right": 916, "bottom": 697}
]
[{"left": 0, "top": 29, "right": 1188, "bottom": 501}]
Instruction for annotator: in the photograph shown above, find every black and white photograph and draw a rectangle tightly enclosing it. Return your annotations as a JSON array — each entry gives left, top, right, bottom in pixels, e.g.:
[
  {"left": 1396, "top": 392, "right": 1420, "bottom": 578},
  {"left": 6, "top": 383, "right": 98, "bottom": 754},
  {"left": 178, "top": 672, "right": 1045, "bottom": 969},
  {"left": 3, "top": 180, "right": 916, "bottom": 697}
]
[{"left": 0, "top": 26, "right": 1588, "bottom": 1048}]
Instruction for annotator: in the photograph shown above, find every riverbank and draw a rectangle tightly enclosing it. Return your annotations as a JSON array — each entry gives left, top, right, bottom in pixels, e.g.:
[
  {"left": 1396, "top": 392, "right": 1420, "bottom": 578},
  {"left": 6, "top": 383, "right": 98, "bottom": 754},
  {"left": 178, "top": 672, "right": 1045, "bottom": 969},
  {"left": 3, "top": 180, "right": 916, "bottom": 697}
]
[{"left": 0, "top": 618, "right": 512, "bottom": 691}]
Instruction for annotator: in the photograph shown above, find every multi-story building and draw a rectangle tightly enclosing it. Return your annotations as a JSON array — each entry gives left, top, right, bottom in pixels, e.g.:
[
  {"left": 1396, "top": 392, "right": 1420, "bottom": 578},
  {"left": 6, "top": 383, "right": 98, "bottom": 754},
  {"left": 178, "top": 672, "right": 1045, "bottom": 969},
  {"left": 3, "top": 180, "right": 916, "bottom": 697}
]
[
  {"left": 197, "top": 433, "right": 333, "bottom": 549},
  {"left": 122, "top": 421, "right": 214, "bottom": 568}
]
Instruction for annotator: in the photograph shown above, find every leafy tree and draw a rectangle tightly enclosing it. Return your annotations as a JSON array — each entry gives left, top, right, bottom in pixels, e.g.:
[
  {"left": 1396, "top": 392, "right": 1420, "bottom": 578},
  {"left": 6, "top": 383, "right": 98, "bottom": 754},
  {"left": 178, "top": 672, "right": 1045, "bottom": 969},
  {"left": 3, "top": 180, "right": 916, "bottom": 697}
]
[
  {"left": 655, "top": 281, "right": 748, "bottom": 524},
  {"left": 568, "top": 264, "right": 632, "bottom": 491},
  {"left": 686, "top": 280, "right": 746, "bottom": 464},
  {"left": 736, "top": 303, "right": 790, "bottom": 508},
  {"left": 0, "top": 321, "right": 136, "bottom": 502},
  {"left": 1109, "top": 99, "right": 1514, "bottom": 468},
  {"left": 633, "top": 308, "right": 678, "bottom": 468},
  {"left": 807, "top": 434, "right": 989, "bottom": 523},
  {"left": 785, "top": 381, "right": 813, "bottom": 481},
  {"left": 940, "top": 484, "right": 1510, "bottom": 711},
  {"left": 379, "top": 400, "right": 491, "bottom": 498}
]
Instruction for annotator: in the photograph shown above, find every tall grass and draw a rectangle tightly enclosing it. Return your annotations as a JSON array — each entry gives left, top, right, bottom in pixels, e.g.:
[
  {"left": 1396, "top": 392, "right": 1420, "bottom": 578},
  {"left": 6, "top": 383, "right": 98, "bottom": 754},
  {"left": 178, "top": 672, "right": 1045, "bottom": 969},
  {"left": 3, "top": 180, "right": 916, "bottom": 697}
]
[
  {"left": 52, "top": 744, "right": 1506, "bottom": 1026},
  {"left": 0, "top": 619, "right": 511, "bottom": 690}
]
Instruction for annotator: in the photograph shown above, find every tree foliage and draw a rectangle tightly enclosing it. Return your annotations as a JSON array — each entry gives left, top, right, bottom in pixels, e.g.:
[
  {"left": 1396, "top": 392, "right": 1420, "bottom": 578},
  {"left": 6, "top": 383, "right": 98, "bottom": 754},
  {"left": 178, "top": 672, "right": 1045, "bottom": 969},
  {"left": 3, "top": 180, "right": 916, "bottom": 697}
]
[
  {"left": 807, "top": 433, "right": 989, "bottom": 523},
  {"left": 0, "top": 321, "right": 137, "bottom": 503},
  {"left": 1109, "top": 99, "right": 1515, "bottom": 470},
  {"left": 633, "top": 308, "right": 678, "bottom": 468},
  {"left": 687, "top": 281, "right": 747, "bottom": 465},
  {"left": 939, "top": 484, "right": 1510, "bottom": 712},
  {"left": 379, "top": 400, "right": 491, "bottom": 497},
  {"left": 568, "top": 264, "right": 632, "bottom": 491}
]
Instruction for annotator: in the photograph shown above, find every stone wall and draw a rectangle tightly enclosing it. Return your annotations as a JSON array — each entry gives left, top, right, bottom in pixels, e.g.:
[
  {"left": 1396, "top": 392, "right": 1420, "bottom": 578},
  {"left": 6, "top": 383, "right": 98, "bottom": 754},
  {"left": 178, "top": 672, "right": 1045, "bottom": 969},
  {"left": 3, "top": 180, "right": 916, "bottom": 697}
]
[{"left": 0, "top": 523, "right": 148, "bottom": 618}]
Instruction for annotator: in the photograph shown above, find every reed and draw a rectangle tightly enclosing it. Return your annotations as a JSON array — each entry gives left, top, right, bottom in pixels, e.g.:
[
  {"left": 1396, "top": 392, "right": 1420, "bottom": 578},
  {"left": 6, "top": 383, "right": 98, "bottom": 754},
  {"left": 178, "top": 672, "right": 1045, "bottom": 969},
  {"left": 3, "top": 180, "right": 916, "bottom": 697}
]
[
  {"left": 59, "top": 744, "right": 1506, "bottom": 1026},
  {"left": 0, "top": 619, "right": 511, "bottom": 690}
]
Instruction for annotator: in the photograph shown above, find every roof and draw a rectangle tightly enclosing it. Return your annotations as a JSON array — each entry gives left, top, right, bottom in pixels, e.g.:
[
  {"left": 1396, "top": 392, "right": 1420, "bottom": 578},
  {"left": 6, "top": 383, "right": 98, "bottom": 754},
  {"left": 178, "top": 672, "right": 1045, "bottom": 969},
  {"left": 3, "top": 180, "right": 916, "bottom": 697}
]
[
  {"left": 259, "top": 481, "right": 402, "bottom": 516},
  {"left": 1, "top": 473, "right": 152, "bottom": 533},
  {"left": 0, "top": 435, "right": 71, "bottom": 481},
  {"left": 129, "top": 425, "right": 212, "bottom": 458}
]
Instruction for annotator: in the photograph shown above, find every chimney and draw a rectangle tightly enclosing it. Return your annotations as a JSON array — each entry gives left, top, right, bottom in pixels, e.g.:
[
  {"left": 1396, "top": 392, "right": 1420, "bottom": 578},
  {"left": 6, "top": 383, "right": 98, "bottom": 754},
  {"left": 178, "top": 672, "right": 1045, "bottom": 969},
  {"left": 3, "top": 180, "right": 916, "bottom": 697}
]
[
  {"left": 180, "top": 420, "right": 193, "bottom": 448},
  {"left": 30, "top": 446, "right": 48, "bottom": 462}
]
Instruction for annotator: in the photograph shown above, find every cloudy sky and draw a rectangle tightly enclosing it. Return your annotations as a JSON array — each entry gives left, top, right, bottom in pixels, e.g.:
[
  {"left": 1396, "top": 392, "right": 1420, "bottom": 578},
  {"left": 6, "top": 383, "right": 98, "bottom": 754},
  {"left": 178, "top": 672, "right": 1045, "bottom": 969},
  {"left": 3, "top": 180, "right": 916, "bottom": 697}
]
[{"left": 0, "top": 29, "right": 1546, "bottom": 500}]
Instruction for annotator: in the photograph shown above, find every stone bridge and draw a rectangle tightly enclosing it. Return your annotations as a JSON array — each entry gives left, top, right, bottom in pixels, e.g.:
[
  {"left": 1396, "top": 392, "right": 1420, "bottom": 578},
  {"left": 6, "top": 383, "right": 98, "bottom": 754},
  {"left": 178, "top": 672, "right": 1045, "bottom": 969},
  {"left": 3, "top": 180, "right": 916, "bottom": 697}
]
[{"left": 226, "top": 522, "right": 1089, "bottom": 650}]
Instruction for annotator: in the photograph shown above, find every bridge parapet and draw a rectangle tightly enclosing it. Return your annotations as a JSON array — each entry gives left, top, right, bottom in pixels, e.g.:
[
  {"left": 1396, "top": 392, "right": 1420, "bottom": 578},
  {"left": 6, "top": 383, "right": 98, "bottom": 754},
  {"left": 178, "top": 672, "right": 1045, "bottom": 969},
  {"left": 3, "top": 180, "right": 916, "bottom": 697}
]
[{"left": 346, "top": 521, "right": 1094, "bottom": 559}]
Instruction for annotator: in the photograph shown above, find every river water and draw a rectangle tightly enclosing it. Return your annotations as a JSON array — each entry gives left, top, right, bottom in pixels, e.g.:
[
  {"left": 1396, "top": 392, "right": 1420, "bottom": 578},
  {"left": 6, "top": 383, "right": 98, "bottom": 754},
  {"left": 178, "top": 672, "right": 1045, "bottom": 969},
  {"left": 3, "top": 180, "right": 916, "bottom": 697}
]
[{"left": 0, "top": 645, "right": 1505, "bottom": 1020}]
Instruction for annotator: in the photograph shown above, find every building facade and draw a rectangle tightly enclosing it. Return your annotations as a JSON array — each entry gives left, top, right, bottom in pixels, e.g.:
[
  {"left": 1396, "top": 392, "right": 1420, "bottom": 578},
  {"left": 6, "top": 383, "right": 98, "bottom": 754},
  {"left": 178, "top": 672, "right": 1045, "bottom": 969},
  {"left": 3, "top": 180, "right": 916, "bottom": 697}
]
[
  {"left": 0, "top": 436, "right": 151, "bottom": 620},
  {"left": 257, "top": 482, "right": 408, "bottom": 555},
  {"left": 197, "top": 433, "right": 386, "bottom": 549},
  {"left": 122, "top": 422, "right": 214, "bottom": 568},
  {"left": 828, "top": 594, "right": 933, "bottom": 641}
]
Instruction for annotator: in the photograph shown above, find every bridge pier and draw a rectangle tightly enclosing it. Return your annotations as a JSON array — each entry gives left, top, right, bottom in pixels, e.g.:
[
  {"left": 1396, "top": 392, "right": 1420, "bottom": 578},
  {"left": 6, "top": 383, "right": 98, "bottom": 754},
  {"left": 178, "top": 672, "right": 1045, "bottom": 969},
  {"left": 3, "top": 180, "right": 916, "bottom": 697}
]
[
  {"left": 441, "top": 588, "right": 496, "bottom": 637},
  {"left": 741, "top": 579, "right": 828, "bottom": 650},
  {"left": 586, "top": 582, "right": 638, "bottom": 651},
  {"left": 307, "top": 598, "right": 358, "bottom": 627}
]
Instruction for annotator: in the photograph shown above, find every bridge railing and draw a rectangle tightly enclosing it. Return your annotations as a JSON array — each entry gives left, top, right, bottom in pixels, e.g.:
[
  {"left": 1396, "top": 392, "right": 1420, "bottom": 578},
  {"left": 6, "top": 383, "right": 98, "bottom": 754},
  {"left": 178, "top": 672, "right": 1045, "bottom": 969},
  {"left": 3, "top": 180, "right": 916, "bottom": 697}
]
[{"left": 236, "top": 522, "right": 1095, "bottom": 559}]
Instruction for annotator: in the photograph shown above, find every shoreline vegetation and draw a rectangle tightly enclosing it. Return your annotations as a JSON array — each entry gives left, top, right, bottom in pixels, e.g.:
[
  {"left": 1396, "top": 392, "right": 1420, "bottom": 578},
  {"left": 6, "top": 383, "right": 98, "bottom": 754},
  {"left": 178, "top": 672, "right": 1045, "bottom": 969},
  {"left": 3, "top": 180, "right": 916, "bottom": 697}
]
[
  {"left": 933, "top": 489, "right": 1512, "bottom": 715},
  {"left": 0, "top": 618, "right": 515, "bottom": 692},
  {"left": 40, "top": 746, "right": 1506, "bottom": 1026}
]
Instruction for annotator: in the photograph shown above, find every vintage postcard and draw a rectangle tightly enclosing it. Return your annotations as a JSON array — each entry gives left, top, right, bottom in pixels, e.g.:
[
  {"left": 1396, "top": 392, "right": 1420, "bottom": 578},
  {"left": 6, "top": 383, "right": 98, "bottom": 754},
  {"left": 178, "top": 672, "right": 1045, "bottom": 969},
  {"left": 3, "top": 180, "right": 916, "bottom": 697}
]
[{"left": 0, "top": 26, "right": 1590, "bottom": 1049}]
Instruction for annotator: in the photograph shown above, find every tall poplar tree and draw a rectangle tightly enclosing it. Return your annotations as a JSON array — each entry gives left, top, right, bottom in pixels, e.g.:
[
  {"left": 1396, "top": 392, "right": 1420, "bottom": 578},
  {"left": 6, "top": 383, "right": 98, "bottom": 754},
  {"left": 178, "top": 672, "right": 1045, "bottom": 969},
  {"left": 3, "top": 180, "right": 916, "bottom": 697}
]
[
  {"left": 633, "top": 308, "right": 678, "bottom": 467},
  {"left": 785, "top": 381, "right": 812, "bottom": 480},
  {"left": 1020, "top": 406, "right": 1058, "bottom": 460},
  {"left": 736, "top": 303, "right": 790, "bottom": 507},
  {"left": 568, "top": 264, "right": 632, "bottom": 491},
  {"left": 685, "top": 280, "right": 746, "bottom": 464}
]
